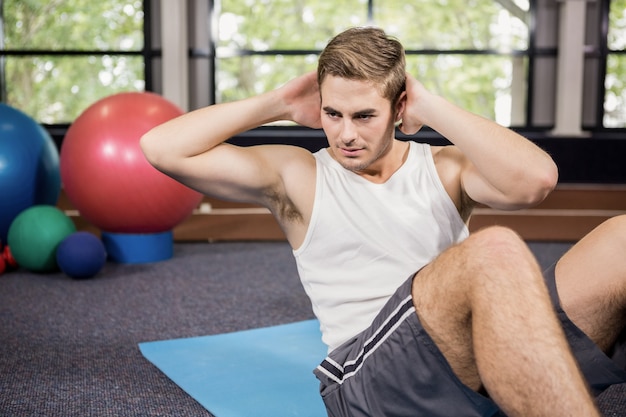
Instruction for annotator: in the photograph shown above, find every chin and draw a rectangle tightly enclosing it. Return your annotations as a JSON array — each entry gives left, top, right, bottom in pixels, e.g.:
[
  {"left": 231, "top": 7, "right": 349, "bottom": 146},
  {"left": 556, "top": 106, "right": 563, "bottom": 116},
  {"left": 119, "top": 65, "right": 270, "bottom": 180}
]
[{"left": 338, "top": 157, "right": 370, "bottom": 172}]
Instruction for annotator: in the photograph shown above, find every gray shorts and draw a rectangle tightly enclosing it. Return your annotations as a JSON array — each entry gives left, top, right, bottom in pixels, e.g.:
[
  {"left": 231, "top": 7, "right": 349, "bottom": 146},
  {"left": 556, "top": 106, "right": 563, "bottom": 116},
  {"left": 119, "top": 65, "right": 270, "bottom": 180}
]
[{"left": 314, "top": 265, "right": 626, "bottom": 417}]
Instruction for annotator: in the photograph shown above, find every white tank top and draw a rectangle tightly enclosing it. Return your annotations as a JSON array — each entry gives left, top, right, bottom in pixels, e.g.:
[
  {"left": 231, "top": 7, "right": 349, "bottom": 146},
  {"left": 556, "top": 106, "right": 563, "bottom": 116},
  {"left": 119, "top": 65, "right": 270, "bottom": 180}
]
[{"left": 293, "top": 141, "right": 469, "bottom": 352}]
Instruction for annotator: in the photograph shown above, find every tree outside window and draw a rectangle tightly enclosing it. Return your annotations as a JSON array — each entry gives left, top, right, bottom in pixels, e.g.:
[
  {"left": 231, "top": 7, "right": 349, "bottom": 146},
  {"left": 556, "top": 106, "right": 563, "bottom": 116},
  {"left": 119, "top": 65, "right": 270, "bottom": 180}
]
[
  {"left": 216, "top": 0, "right": 530, "bottom": 127},
  {"left": 1, "top": 0, "right": 623, "bottom": 129},
  {"left": 1, "top": 0, "right": 145, "bottom": 124},
  {"left": 605, "top": 0, "right": 626, "bottom": 128}
]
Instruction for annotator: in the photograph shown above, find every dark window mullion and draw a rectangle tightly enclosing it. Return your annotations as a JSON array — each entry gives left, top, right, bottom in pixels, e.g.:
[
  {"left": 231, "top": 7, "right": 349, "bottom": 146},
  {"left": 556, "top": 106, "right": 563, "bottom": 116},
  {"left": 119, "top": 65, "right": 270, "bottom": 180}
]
[{"left": 143, "top": 0, "right": 153, "bottom": 92}]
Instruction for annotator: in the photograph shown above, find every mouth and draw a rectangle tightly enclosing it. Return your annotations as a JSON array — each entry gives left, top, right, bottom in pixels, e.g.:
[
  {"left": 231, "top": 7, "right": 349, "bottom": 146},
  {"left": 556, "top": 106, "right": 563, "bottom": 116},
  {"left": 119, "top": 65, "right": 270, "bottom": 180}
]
[{"left": 339, "top": 147, "right": 363, "bottom": 157}]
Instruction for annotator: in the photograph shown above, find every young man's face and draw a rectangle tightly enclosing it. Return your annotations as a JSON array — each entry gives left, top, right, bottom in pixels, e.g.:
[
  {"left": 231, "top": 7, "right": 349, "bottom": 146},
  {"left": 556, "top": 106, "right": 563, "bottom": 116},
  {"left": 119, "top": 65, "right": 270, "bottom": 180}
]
[{"left": 320, "top": 75, "right": 401, "bottom": 174}]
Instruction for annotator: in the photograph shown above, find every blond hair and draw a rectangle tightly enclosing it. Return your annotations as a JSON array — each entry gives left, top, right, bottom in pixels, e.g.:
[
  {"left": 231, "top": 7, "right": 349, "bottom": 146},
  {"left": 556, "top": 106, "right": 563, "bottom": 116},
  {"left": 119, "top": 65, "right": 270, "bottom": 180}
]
[{"left": 317, "top": 27, "right": 406, "bottom": 105}]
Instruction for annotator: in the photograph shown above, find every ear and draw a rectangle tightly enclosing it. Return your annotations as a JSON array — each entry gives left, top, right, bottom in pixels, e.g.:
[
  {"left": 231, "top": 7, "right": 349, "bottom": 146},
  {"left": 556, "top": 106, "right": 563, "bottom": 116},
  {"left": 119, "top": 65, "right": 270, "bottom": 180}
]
[{"left": 394, "top": 91, "right": 407, "bottom": 122}]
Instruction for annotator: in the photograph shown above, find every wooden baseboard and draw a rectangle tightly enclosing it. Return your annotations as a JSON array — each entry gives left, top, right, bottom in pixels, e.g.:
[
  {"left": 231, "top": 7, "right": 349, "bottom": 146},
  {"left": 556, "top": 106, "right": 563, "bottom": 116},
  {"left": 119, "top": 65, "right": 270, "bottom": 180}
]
[
  {"left": 58, "top": 184, "right": 626, "bottom": 243},
  {"left": 469, "top": 184, "right": 626, "bottom": 241}
]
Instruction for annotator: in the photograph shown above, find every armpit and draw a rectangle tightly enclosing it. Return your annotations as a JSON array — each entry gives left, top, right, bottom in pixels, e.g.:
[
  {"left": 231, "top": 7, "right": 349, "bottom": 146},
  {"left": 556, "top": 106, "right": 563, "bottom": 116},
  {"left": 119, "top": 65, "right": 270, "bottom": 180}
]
[
  {"left": 264, "top": 188, "right": 304, "bottom": 223},
  {"left": 459, "top": 188, "right": 476, "bottom": 223}
]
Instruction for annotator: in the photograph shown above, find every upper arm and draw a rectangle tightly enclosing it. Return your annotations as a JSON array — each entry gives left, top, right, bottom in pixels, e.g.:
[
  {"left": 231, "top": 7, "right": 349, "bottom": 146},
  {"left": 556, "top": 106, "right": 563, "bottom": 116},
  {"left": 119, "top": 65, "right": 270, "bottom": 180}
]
[
  {"left": 460, "top": 157, "right": 557, "bottom": 212},
  {"left": 153, "top": 143, "right": 311, "bottom": 207},
  {"left": 433, "top": 145, "right": 552, "bottom": 220}
]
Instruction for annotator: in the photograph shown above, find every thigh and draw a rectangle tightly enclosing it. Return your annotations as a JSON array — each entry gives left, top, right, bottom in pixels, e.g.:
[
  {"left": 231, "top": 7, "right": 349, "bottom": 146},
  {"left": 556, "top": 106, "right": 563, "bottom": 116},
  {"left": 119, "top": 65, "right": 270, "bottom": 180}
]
[
  {"left": 555, "top": 216, "right": 626, "bottom": 351},
  {"left": 314, "top": 275, "right": 504, "bottom": 417},
  {"left": 410, "top": 226, "right": 549, "bottom": 392}
]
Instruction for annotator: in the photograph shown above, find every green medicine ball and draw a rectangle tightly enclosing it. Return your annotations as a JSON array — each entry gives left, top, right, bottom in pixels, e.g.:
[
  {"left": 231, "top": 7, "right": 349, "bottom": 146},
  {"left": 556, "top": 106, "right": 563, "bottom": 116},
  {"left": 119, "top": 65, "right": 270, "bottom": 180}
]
[{"left": 8, "top": 205, "right": 76, "bottom": 272}]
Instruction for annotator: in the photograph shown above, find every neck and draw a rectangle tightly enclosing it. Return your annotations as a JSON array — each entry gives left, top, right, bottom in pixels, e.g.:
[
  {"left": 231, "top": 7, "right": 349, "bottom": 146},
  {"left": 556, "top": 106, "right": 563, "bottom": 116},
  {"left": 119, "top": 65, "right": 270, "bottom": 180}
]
[{"left": 355, "top": 139, "right": 410, "bottom": 184}]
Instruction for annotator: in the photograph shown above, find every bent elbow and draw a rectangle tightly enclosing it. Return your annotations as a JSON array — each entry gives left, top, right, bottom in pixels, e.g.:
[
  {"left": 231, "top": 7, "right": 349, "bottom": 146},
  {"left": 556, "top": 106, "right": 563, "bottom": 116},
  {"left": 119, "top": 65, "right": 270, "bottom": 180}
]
[
  {"left": 538, "top": 159, "right": 559, "bottom": 200},
  {"left": 139, "top": 130, "right": 165, "bottom": 170},
  {"left": 525, "top": 160, "right": 559, "bottom": 206}
]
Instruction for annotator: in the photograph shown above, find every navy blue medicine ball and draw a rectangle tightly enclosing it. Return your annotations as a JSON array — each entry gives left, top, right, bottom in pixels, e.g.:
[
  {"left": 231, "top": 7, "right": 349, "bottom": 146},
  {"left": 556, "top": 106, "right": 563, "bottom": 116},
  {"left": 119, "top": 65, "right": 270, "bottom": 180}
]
[{"left": 56, "top": 232, "right": 107, "bottom": 279}]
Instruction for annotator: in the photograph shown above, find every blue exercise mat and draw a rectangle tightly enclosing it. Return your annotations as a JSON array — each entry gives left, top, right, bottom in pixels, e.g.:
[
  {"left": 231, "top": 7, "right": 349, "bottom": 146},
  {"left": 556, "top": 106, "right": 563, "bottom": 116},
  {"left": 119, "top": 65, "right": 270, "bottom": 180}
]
[{"left": 139, "top": 320, "right": 327, "bottom": 417}]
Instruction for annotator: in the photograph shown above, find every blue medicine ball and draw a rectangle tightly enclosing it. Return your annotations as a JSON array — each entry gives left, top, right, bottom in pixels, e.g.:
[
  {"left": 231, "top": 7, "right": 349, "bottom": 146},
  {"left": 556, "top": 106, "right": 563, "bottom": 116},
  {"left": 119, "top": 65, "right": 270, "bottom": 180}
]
[
  {"left": 0, "top": 104, "right": 61, "bottom": 243},
  {"left": 56, "top": 232, "right": 107, "bottom": 279}
]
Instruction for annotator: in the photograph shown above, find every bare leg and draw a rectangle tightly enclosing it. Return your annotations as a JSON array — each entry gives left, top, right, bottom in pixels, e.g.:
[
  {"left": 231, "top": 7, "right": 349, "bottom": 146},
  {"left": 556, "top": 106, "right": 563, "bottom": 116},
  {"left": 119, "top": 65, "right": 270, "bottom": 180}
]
[
  {"left": 412, "top": 226, "right": 600, "bottom": 417},
  {"left": 556, "top": 214, "right": 626, "bottom": 352}
]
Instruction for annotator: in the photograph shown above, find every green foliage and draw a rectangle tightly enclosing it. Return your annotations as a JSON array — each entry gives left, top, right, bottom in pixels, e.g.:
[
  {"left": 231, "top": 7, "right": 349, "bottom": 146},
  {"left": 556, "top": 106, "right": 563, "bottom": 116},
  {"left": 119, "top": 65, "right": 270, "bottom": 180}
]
[
  {"left": 218, "top": 0, "right": 531, "bottom": 125},
  {"left": 6, "top": 55, "right": 144, "bottom": 124},
  {"left": 605, "top": 55, "right": 626, "bottom": 127},
  {"left": 2, "top": 0, "right": 144, "bottom": 123},
  {"left": 218, "top": 0, "right": 368, "bottom": 50},
  {"left": 217, "top": 0, "right": 369, "bottom": 103},
  {"left": 4, "top": 0, "right": 143, "bottom": 50},
  {"left": 1, "top": 0, "right": 623, "bottom": 127},
  {"left": 375, "top": 0, "right": 528, "bottom": 51},
  {"left": 605, "top": 0, "right": 626, "bottom": 127},
  {"left": 608, "top": 0, "right": 626, "bottom": 50}
]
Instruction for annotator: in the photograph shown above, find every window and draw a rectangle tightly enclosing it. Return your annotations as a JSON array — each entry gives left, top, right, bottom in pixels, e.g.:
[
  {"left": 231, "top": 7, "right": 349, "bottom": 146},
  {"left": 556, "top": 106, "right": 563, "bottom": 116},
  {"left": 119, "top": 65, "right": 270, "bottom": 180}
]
[
  {"left": 0, "top": 0, "right": 149, "bottom": 124},
  {"left": 214, "top": 0, "right": 531, "bottom": 127},
  {"left": 215, "top": 1, "right": 367, "bottom": 104},
  {"left": 2, "top": 1, "right": 622, "bottom": 130},
  {"left": 605, "top": 0, "right": 626, "bottom": 128}
]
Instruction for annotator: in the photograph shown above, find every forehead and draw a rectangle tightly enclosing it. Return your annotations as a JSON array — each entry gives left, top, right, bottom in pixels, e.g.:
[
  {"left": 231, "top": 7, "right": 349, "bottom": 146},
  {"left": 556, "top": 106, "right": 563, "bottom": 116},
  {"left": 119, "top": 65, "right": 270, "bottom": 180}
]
[{"left": 320, "top": 76, "right": 390, "bottom": 112}]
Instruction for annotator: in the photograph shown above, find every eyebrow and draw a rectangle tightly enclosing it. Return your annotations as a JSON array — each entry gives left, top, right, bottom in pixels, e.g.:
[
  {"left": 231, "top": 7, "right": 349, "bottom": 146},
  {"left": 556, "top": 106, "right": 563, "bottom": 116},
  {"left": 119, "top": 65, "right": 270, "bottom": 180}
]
[
  {"left": 354, "top": 109, "right": 377, "bottom": 116},
  {"left": 323, "top": 106, "right": 378, "bottom": 116}
]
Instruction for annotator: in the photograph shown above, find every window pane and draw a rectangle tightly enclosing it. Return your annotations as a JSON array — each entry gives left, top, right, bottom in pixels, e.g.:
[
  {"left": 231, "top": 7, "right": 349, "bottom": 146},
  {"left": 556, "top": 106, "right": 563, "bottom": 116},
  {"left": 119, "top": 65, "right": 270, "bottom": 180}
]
[
  {"left": 604, "top": 54, "right": 626, "bottom": 128},
  {"left": 218, "top": 0, "right": 367, "bottom": 51},
  {"left": 608, "top": 0, "right": 626, "bottom": 50},
  {"left": 3, "top": 0, "right": 144, "bottom": 50},
  {"left": 375, "top": 0, "right": 530, "bottom": 50},
  {"left": 407, "top": 54, "right": 527, "bottom": 126},
  {"left": 215, "top": 54, "right": 526, "bottom": 127},
  {"left": 216, "top": 55, "right": 318, "bottom": 103},
  {"left": 5, "top": 56, "right": 145, "bottom": 124}
]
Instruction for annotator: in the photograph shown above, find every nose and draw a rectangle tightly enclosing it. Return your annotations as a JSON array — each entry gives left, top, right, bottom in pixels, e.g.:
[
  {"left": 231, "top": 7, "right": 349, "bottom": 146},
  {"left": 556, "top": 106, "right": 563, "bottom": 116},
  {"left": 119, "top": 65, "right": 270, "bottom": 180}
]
[{"left": 340, "top": 119, "right": 357, "bottom": 144}]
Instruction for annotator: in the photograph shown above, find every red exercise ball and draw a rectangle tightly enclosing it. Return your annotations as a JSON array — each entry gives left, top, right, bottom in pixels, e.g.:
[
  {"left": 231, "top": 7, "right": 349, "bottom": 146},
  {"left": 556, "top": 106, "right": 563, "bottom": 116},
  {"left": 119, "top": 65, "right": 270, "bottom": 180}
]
[{"left": 60, "top": 92, "right": 202, "bottom": 233}]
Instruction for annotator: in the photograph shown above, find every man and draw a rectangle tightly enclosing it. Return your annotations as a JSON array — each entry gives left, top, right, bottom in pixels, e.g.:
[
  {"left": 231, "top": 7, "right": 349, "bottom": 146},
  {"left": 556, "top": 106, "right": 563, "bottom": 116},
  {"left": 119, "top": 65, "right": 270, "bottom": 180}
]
[{"left": 141, "top": 27, "right": 626, "bottom": 416}]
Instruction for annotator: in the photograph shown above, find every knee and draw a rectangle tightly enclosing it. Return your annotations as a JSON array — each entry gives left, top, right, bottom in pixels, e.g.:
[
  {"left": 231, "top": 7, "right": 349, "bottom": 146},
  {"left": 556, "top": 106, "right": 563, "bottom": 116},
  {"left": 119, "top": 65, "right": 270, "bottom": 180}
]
[
  {"left": 463, "top": 226, "right": 539, "bottom": 281},
  {"left": 600, "top": 215, "right": 626, "bottom": 248},
  {"left": 467, "top": 226, "right": 530, "bottom": 261}
]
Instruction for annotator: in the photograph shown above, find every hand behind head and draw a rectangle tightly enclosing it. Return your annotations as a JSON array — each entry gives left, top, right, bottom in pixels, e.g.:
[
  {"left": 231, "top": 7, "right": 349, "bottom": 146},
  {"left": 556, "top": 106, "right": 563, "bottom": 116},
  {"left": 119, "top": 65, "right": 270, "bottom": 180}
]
[
  {"left": 398, "top": 73, "right": 429, "bottom": 135},
  {"left": 280, "top": 72, "right": 322, "bottom": 129}
]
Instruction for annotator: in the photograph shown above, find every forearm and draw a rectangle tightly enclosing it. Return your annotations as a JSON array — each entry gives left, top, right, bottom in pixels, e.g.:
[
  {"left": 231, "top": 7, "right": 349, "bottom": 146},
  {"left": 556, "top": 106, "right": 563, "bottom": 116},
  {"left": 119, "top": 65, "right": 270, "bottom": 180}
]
[{"left": 140, "top": 90, "right": 286, "bottom": 168}]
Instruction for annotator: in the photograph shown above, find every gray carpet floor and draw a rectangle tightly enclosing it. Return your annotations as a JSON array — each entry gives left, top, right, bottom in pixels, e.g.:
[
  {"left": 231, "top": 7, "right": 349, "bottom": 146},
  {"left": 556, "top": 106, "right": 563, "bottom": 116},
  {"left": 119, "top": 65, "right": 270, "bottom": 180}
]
[{"left": 0, "top": 241, "right": 624, "bottom": 416}]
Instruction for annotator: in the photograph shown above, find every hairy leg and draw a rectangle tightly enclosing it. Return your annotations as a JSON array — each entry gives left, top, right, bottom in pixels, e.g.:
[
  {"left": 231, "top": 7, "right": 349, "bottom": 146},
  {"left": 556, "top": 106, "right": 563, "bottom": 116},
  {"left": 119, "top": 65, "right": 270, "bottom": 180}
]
[
  {"left": 556, "top": 215, "right": 626, "bottom": 352},
  {"left": 412, "top": 226, "right": 600, "bottom": 417}
]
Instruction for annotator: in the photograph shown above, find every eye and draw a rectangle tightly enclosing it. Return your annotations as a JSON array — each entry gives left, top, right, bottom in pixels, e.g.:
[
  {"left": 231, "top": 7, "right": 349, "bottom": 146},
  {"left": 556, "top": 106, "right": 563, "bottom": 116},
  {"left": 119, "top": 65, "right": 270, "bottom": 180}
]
[
  {"left": 325, "top": 110, "right": 340, "bottom": 119},
  {"left": 356, "top": 113, "right": 373, "bottom": 121}
]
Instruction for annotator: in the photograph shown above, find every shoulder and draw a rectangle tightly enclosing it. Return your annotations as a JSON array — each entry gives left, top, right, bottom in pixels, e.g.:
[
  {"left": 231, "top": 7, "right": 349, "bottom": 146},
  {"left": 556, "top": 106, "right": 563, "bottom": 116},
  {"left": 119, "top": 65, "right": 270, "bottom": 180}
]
[
  {"left": 247, "top": 143, "right": 315, "bottom": 189},
  {"left": 431, "top": 144, "right": 464, "bottom": 164},
  {"left": 244, "top": 144, "right": 316, "bottom": 187},
  {"left": 271, "top": 144, "right": 316, "bottom": 183},
  {"left": 251, "top": 143, "right": 315, "bottom": 163}
]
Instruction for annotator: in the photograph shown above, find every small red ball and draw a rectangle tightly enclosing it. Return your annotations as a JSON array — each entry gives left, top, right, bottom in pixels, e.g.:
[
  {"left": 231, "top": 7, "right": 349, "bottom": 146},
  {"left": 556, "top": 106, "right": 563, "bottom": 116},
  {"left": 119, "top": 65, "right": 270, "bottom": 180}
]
[{"left": 3, "top": 245, "right": 18, "bottom": 269}]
